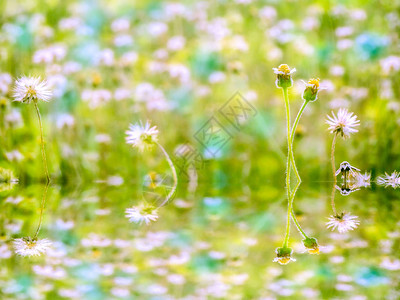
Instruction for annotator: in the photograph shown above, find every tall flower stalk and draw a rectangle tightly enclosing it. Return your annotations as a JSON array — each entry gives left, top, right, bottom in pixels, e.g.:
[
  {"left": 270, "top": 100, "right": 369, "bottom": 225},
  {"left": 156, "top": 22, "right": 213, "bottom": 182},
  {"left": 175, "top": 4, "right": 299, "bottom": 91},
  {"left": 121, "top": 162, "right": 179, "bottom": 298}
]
[
  {"left": 330, "top": 132, "right": 338, "bottom": 214},
  {"left": 13, "top": 76, "right": 52, "bottom": 183},
  {"left": 34, "top": 102, "right": 50, "bottom": 182},
  {"left": 13, "top": 182, "right": 52, "bottom": 257},
  {"left": 326, "top": 109, "right": 361, "bottom": 233},
  {"left": 273, "top": 66, "right": 324, "bottom": 264},
  {"left": 282, "top": 86, "right": 293, "bottom": 249},
  {"left": 125, "top": 121, "right": 178, "bottom": 224},
  {"left": 33, "top": 181, "right": 50, "bottom": 239},
  {"left": 155, "top": 141, "right": 178, "bottom": 207}
]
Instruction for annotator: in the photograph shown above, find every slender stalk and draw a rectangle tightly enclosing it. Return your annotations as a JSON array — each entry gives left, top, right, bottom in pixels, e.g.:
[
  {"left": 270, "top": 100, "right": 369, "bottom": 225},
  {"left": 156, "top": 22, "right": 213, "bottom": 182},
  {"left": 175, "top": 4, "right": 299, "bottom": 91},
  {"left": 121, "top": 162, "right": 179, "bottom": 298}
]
[
  {"left": 33, "top": 181, "right": 49, "bottom": 239},
  {"left": 288, "top": 100, "right": 309, "bottom": 238},
  {"left": 282, "top": 87, "right": 293, "bottom": 248},
  {"left": 290, "top": 101, "right": 308, "bottom": 145},
  {"left": 34, "top": 102, "right": 50, "bottom": 183},
  {"left": 289, "top": 180, "right": 308, "bottom": 239},
  {"left": 289, "top": 100, "right": 308, "bottom": 183},
  {"left": 330, "top": 133, "right": 338, "bottom": 215},
  {"left": 155, "top": 141, "right": 178, "bottom": 207}
]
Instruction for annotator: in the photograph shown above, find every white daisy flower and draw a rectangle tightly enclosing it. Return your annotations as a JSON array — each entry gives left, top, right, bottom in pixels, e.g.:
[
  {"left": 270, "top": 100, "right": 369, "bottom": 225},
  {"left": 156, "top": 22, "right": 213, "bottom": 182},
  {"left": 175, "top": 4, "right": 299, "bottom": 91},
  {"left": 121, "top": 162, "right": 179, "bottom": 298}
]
[
  {"left": 13, "top": 76, "right": 52, "bottom": 103},
  {"left": 326, "top": 212, "right": 360, "bottom": 233},
  {"left": 13, "top": 237, "right": 52, "bottom": 257},
  {"left": 125, "top": 121, "right": 159, "bottom": 151},
  {"left": 377, "top": 171, "right": 400, "bottom": 188},
  {"left": 326, "top": 108, "right": 360, "bottom": 138},
  {"left": 125, "top": 204, "right": 158, "bottom": 225}
]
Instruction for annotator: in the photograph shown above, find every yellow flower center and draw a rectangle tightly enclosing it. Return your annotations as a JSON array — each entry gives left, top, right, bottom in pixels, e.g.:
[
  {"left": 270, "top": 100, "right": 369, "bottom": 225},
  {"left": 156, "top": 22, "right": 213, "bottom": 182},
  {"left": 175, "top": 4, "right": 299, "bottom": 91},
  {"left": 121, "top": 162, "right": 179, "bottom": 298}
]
[
  {"left": 141, "top": 205, "right": 156, "bottom": 215},
  {"left": 308, "top": 78, "right": 320, "bottom": 87},
  {"left": 308, "top": 247, "right": 320, "bottom": 254},
  {"left": 278, "top": 257, "right": 291, "bottom": 264},
  {"left": 27, "top": 86, "right": 37, "bottom": 97},
  {"left": 278, "top": 64, "right": 291, "bottom": 74},
  {"left": 27, "top": 242, "right": 36, "bottom": 249}
]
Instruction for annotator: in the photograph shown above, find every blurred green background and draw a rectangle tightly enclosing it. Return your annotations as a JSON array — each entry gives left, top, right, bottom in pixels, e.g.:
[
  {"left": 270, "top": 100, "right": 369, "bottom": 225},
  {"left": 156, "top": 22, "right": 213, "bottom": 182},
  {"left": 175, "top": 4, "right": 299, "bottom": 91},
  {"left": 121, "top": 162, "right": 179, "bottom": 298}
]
[{"left": 1, "top": 0, "right": 400, "bottom": 299}]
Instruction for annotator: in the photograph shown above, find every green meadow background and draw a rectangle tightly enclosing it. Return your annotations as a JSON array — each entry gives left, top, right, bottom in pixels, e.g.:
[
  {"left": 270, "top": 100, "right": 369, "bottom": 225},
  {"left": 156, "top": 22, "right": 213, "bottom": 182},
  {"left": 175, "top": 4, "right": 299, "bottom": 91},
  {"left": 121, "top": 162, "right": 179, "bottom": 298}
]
[{"left": 1, "top": 0, "right": 400, "bottom": 299}]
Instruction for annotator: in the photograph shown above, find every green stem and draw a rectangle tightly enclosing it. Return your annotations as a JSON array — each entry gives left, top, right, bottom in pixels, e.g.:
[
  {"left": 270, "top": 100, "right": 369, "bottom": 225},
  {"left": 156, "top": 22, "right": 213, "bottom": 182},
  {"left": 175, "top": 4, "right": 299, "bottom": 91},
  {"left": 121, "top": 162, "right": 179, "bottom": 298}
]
[
  {"left": 282, "top": 88, "right": 293, "bottom": 248},
  {"left": 283, "top": 98, "right": 310, "bottom": 241},
  {"left": 34, "top": 102, "right": 50, "bottom": 183},
  {"left": 330, "top": 133, "right": 338, "bottom": 215},
  {"left": 33, "top": 181, "right": 49, "bottom": 239},
  {"left": 288, "top": 101, "right": 307, "bottom": 183},
  {"left": 156, "top": 141, "right": 178, "bottom": 207},
  {"left": 289, "top": 180, "right": 308, "bottom": 238},
  {"left": 290, "top": 101, "right": 308, "bottom": 152},
  {"left": 288, "top": 100, "right": 309, "bottom": 237}
]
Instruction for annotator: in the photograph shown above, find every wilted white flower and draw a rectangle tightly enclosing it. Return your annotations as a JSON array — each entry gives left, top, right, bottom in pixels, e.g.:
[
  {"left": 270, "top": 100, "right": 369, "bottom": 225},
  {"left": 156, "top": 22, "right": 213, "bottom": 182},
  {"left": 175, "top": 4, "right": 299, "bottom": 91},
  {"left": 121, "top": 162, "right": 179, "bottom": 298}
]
[
  {"left": 13, "top": 237, "right": 52, "bottom": 257},
  {"left": 326, "top": 212, "right": 360, "bottom": 233},
  {"left": 335, "top": 161, "right": 360, "bottom": 177},
  {"left": 354, "top": 172, "right": 371, "bottom": 188},
  {"left": 125, "top": 121, "right": 159, "bottom": 151},
  {"left": 125, "top": 204, "right": 158, "bottom": 225},
  {"left": 326, "top": 108, "right": 360, "bottom": 138},
  {"left": 377, "top": 171, "right": 400, "bottom": 188},
  {"left": 335, "top": 184, "right": 360, "bottom": 196},
  {"left": 13, "top": 76, "right": 52, "bottom": 103}
]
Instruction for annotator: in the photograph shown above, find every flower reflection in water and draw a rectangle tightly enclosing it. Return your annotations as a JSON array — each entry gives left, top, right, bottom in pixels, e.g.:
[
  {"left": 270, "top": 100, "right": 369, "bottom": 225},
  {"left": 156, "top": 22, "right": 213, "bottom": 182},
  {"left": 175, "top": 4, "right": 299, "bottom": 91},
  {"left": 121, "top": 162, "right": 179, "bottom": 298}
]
[{"left": 12, "top": 182, "right": 52, "bottom": 257}]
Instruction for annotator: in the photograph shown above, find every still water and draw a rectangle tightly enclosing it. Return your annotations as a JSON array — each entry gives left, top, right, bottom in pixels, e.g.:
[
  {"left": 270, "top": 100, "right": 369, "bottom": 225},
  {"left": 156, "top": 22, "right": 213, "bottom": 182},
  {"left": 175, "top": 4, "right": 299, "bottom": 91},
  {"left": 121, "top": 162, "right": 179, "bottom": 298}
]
[{"left": 1, "top": 175, "right": 399, "bottom": 300}]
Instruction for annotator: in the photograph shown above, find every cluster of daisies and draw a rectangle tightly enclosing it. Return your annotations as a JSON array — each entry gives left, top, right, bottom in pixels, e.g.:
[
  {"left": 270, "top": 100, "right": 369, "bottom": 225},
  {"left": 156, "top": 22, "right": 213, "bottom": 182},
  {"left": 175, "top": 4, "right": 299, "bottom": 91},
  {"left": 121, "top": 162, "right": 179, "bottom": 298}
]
[
  {"left": 10, "top": 76, "right": 173, "bottom": 257},
  {"left": 271, "top": 64, "right": 377, "bottom": 266},
  {"left": 8, "top": 71, "right": 399, "bottom": 263}
]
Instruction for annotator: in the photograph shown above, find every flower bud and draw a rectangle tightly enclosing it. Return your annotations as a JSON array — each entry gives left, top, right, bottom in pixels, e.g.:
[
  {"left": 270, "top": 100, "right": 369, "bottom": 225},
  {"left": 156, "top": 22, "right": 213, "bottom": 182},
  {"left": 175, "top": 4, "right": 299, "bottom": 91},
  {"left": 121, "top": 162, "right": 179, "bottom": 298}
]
[
  {"left": 273, "top": 247, "right": 296, "bottom": 265},
  {"left": 272, "top": 64, "right": 296, "bottom": 88},
  {"left": 302, "top": 78, "right": 321, "bottom": 102},
  {"left": 302, "top": 237, "right": 319, "bottom": 254}
]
